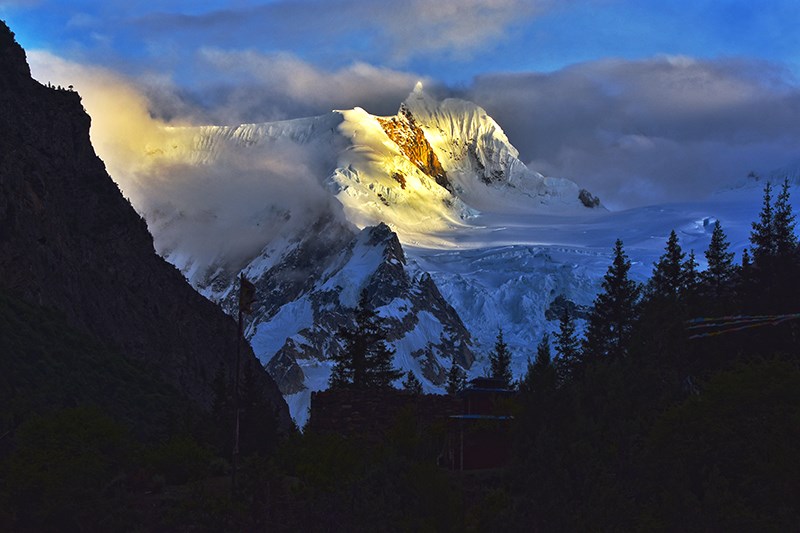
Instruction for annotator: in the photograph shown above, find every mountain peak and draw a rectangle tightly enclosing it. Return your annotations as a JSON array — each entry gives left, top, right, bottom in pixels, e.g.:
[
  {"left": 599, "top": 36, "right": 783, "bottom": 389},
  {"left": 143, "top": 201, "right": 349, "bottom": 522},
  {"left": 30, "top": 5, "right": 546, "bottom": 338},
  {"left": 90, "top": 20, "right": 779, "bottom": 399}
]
[{"left": 0, "top": 19, "right": 32, "bottom": 87}]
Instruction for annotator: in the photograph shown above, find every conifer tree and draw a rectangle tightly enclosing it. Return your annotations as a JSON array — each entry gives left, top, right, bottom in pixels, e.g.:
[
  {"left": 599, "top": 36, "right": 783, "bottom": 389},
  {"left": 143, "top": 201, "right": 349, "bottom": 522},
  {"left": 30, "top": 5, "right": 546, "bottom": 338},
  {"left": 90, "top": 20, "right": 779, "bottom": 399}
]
[
  {"left": 520, "top": 335, "right": 557, "bottom": 395},
  {"left": 535, "top": 333, "right": 551, "bottom": 366},
  {"left": 746, "top": 180, "right": 799, "bottom": 312},
  {"left": 518, "top": 357, "right": 536, "bottom": 396},
  {"left": 554, "top": 308, "right": 581, "bottom": 383},
  {"left": 682, "top": 250, "right": 700, "bottom": 297},
  {"left": 583, "top": 239, "right": 640, "bottom": 360},
  {"left": 769, "top": 179, "right": 800, "bottom": 312},
  {"left": 489, "top": 328, "right": 513, "bottom": 388},
  {"left": 648, "top": 230, "right": 685, "bottom": 298},
  {"left": 534, "top": 334, "right": 552, "bottom": 375},
  {"left": 750, "top": 181, "right": 775, "bottom": 266},
  {"left": 703, "top": 221, "right": 735, "bottom": 295},
  {"left": 446, "top": 359, "right": 466, "bottom": 394},
  {"left": 773, "top": 178, "right": 797, "bottom": 258},
  {"left": 330, "top": 292, "right": 402, "bottom": 390},
  {"left": 742, "top": 247, "right": 751, "bottom": 269},
  {"left": 402, "top": 371, "right": 423, "bottom": 395}
]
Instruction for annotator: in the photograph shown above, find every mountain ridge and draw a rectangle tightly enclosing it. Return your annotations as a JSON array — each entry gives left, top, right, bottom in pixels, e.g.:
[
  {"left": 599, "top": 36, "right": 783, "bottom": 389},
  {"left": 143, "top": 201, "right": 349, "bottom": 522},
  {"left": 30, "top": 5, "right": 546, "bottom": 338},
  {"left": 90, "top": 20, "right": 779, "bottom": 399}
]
[{"left": 0, "top": 20, "right": 289, "bottom": 427}]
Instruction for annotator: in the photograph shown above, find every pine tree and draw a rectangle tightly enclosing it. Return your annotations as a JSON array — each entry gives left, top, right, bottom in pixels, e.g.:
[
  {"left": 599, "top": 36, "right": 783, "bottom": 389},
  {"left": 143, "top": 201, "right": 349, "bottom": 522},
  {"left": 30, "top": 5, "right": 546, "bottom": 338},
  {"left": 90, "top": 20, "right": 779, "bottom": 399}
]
[
  {"left": 742, "top": 247, "right": 751, "bottom": 269},
  {"left": 518, "top": 357, "right": 536, "bottom": 396},
  {"left": 329, "top": 292, "right": 402, "bottom": 390},
  {"left": 648, "top": 230, "right": 685, "bottom": 298},
  {"left": 446, "top": 359, "right": 466, "bottom": 394},
  {"left": 583, "top": 239, "right": 640, "bottom": 360},
  {"left": 402, "top": 371, "right": 423, "bottom": 395},
  {"left": 746, "top": 180, "right": 799, "bottom": 312},
  {"left": 703, "top": 221, "right": 735, "bottom": 296},
  {"left": 520, "top": 335, "right": 557, "bottom": 397},
  {"left": 773, "top": 179, "right": 797, "bottom": 259},
  {"left": 554, "top": 308, "right": 581, "bottom": 383},
  {"left": 682, "top": 250, "right": 700, "bottom": 297},
  {"left": 489, "top": 328, "right": 513, "bottom": 388},
  {"left": 750, "top": 181, "right": 775, "bottom": 266},
  {"left": 534, "top": 334, "right": 552, "bottom": 373}
]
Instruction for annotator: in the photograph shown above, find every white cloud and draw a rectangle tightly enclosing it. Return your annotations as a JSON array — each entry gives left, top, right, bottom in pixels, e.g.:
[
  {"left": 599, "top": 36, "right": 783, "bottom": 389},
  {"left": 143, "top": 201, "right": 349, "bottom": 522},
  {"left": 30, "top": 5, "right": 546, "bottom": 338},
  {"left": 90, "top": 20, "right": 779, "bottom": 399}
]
[
  {"left": 26, "top": 51, "right": 344, "bottom": 267},
  {"left": 196, "top": 48, "right": 426, "bottom": 122},
  {"left": 372, "top": 0, "right": 546, "bottom": 60}
]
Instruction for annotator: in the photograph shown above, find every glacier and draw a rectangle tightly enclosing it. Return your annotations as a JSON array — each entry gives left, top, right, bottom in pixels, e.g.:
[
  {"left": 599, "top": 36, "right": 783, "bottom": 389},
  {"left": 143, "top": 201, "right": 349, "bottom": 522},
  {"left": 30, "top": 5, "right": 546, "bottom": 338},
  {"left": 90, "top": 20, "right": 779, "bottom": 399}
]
[{"left": 106, "top": 83, "right": 800, "bottom": 425}]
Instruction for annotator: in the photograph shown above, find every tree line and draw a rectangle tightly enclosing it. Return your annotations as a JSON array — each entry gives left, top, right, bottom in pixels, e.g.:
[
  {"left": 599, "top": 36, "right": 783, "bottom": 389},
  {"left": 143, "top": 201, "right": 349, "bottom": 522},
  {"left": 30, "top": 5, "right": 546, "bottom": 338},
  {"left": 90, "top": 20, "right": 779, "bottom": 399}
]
[{"left": 504, "top": 179, "right": 800, "bottom": 531}]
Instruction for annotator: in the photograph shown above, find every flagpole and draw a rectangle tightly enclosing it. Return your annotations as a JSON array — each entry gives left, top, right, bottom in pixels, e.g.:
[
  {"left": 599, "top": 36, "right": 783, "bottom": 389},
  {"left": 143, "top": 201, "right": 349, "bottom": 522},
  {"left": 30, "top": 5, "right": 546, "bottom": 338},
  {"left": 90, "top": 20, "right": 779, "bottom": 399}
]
[
  {"left": 231, "top": 273, "right": 255, "bottom": 494},
  {"left": 232, "top": 305, "right": 242, "bottom": 493}
]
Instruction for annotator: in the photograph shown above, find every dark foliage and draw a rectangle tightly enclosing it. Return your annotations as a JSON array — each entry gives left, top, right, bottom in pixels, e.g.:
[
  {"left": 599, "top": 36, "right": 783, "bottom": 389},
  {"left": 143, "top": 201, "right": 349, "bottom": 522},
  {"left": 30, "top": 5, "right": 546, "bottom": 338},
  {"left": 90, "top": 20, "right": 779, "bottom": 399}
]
[
  {"left": 489, "top": 328, "right": 513, "bottom": 387},
  {"left": 402, "top": 371, "right": 423, "bottom": 395},
  {"left": 446, "top": 358, "right": 467, "bottom": 394},
  {"left": 583, "top": 239, "right": 640, "bottom": 361},
  {"left": 329, "top": 292, "right": 403, "bottom": 390},
  {"left": 506, "top": 183, "right": 800, "bottom": 531},
  {"left": 553, "top": 307, "right": 581, "bottom": 384}
]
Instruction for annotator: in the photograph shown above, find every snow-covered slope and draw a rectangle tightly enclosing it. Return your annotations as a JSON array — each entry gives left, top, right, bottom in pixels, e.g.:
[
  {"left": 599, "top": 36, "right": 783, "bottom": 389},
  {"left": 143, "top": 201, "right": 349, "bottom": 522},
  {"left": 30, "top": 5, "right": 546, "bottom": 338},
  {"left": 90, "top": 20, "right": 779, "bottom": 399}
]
[
  {"left": 410, "top": 182, "right": 800, "bottom": 377},
  {"left": 113, "top": 84, "right": 798, "bottom": 426},
  {"left": 141, "top": 84, "right": 600, "bottom": 262},
  {"left": 116, "top": 86, "right": 604, "bottom": 424},
  {"left": 210, "top": 220, "right": 473, "bottom": 426}
]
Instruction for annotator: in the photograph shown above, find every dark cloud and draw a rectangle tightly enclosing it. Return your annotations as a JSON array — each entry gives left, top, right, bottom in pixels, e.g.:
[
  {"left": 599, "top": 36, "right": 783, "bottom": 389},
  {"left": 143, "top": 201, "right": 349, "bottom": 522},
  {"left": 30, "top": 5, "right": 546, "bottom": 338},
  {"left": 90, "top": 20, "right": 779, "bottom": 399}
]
[{"left": 465, "top": 57, "right": 800, "bottom": 208}]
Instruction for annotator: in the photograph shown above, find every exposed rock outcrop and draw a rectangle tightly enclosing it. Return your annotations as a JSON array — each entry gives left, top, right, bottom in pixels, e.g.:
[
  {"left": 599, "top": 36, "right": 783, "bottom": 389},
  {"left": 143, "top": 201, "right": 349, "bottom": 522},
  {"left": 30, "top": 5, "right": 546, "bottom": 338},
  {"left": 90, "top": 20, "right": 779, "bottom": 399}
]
[
  {"left": 208, "top": 219, "right": 474, "bottom": 399},
  {"left": 579, "top": 188, "right": 601, "bottom": 208},
  {"left": 545, "top": 294, "right": 591, "bottom": 321},
  {"left": 378, "top": 104, "right": 450, "bottom": 191}
]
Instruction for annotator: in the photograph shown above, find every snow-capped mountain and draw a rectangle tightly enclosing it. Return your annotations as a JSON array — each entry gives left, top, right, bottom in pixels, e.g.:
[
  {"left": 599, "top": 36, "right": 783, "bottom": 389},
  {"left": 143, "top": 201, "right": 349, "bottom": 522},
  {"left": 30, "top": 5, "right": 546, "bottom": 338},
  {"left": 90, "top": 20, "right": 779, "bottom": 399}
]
[
  {"left": 117, "top": 83, "right": 798, "bottom": 425},
  {"left": 122, "top": 84, "right": 603, "bottom": 423}
]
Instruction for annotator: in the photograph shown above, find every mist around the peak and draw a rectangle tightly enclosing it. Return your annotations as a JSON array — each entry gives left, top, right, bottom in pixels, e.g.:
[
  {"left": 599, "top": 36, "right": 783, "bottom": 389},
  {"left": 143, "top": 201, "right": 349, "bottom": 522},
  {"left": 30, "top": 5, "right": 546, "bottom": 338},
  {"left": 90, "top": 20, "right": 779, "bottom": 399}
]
[
  {"left": 29, "top": 47, "right": 800, "bottom": 224},
  {"left": 27, "top": 51, "right": 346, "bottom": 270}
]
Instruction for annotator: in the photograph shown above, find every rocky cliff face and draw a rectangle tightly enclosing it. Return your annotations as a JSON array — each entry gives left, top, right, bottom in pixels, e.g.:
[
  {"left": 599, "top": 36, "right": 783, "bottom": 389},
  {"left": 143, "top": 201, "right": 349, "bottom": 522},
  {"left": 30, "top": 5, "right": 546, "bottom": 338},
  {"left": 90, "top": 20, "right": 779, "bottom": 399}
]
[
  {"left": 200, "top": 218, "right": 474, "bottom": 422},
  {"left": 0, "top": 21, "right": 289, "bottom": 427},
  {"left": 377, "top": 104, "right": 450, "bottom": 191}
]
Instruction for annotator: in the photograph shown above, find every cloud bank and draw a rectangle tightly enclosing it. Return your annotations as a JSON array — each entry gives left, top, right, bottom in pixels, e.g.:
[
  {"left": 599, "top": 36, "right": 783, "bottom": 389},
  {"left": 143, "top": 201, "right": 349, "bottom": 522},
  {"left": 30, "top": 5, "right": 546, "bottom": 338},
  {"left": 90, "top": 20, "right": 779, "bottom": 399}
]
[
  {"left": 466, "top": 56, "right": 800, "bottom": 208},
  {"left": 27, "top": 51, "right": 345, "bottom": 271},
  {"left": 29, "top": 48, "right": 800, "bottom": 216}
]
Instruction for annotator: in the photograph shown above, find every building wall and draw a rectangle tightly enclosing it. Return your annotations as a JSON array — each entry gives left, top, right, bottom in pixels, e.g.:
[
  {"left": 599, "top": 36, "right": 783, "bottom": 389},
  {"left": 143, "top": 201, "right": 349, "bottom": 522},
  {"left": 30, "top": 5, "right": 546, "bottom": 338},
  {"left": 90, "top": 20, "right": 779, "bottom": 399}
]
[{"left": 308, "top": 389, "right": 462, "bottom": 438}]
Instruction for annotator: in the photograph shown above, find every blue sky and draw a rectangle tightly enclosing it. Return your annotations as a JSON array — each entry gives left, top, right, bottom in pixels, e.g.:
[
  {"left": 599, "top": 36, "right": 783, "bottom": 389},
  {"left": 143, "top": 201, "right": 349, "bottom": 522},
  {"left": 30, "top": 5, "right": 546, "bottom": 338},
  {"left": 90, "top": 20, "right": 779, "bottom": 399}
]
[
  {"left": 4, "top": 0, "right": 800, "bottom": 83},
  {"left": 3, "top": 0, "right": 800, "bottom": 207}
]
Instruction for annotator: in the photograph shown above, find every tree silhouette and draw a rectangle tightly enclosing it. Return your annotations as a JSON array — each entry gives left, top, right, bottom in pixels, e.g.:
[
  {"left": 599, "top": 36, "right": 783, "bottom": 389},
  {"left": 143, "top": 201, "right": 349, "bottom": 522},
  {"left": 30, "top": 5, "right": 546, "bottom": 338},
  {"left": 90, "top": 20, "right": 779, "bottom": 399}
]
[
  {"left": 446, "top": 358, "right": 466, "bottom": 394},
  {"left": 488, "top": 328, "right": 513, "bottom": 388},
  {"left": 583, "top": 239, "right": 640, "bottom": 360},
  {"left": 329, "top": 292, "right": 402, "bottom": 390},
  {"left": 402, "top": 371, "right": 423, "bottom": 395},
  {"left": 554, "top": 308, "right": 581, "bottom": 384}
]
